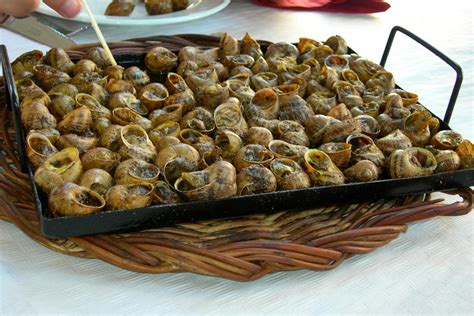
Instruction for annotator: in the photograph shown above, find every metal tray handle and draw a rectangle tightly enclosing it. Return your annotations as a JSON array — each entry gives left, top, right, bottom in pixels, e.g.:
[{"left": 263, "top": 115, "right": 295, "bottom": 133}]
[
  {"left": 0, "top": 45, "right": 27, "bottom": 172},
  {"left": 380, "top": 26, "right": 463, "bottom": 124}
]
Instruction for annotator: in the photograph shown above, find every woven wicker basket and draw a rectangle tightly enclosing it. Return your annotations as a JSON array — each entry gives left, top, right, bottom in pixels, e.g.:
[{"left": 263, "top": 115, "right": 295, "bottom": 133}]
[{"left": 0, "top": 35, "right": 471, "bottom": 281}]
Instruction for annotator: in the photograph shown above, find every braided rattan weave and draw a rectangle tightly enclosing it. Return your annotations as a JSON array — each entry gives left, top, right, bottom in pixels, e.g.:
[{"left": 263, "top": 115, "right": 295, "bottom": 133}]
[{"left": 0, "top": 36, "right": 471, "bottom": 281}]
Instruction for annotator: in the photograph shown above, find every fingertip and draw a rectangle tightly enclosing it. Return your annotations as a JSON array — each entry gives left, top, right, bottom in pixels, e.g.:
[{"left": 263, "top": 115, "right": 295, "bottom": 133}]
[{"left": 58, "top": 0, "right": 82, "bottom": 18}]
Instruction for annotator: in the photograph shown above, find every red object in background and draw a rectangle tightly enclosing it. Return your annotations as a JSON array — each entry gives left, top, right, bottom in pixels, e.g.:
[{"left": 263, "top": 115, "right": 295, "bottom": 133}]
[{"left": 254, "top": 0, "right": 391, "bottom": 13}]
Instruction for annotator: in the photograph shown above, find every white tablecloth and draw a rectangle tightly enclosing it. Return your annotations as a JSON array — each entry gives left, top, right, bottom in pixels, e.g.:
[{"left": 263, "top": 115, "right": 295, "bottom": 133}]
[{"left": 1, "top": 0, "right": 473, "bottom": 314}]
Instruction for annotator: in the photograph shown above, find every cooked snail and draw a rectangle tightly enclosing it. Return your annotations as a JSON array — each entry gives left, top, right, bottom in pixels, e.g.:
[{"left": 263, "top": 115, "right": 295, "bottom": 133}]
[
  {"left": 79, "top": 169, "right": 114, "bottom": 196},
  {"left": 105, "top": 183, "right": 154, "bottom": 210},
  {"left": 49, "top": 182, "right": 105, "bottom": 216}
]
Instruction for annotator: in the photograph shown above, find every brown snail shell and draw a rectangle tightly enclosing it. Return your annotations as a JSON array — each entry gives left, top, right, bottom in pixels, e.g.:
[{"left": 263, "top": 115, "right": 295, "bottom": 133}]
[
  {"left": 123, "top": 66, "right": 150, "bottom": 90},
  {"left": 251, "top": 56, "right": 270, "bottom": 74},
  {"left": 155, "top": 143, "right": 201, "bottom": 185},
  {"left": 178, "top": 46, "right": 219, "bottom": 64},
  {"left": 375, "top": 129, "right": 412, "bottom": 157},
  {"left": 275, "top": 84, "right": 314, "bottom": 124},
  {"left": 202, "top": 61, "right": 229, "bottom": 81},
  {"left": 392, "top": 88, "right": 418, "bottom": 106},
  {"left": 349, "top": 58, "right": 384, "bottom": 83},
  {"left": 196, "top": 84, "right": 230, "bottom": 111},
  {"left": 79, "top": 169, "right": 114, "bottom": 196},
  {"left": 363, "top": 87, "right": 385, "bottom": 106},
  {"left": 214, "top": 99, "right": 248, "bottom": 138},
  {"left": 26, "top": 132, "right": 58, "bottom": 169},
  {"left": 304, "top": 114, "right": 340, "bottom": 147},
  {"left": 180, "top": 107, "right": 215, "bottom": 134},
  {"left": 115, "top": 159, "right": 160, "bottom": 185},
  {"left": 430, "top": 130, "right": 463, "bottom": 150},
  {"left": 164, "top": 88, "right": 196, "bottom": 113},
  {"left": 270, "top": 158, "right": 311, "bottom": 190},
  {"left": 73, "top": 59, "right": 98, "bottom": 75},
  {"left": 327, "top": 103, "right": 352, "bottom": 121},
  {"left": 237, "top": 165, "right": 277, "bottom": 195},
  {"left": 350, "top": 101, "right": 380, "bottom": 118},
  {"left": 57, "top": 134, "right": 99, "bottom": 155},
  {"left": 388, "top": 147, "right": 437, "bottom": 179},
  {"left": 34, "top": 147, "right": 83, "bottom": 194},
  {"left": 354, "top": 114, "right": 381, "bottom": 138},
  {"left": 276, "top": 120, "right": 309, "bottom": 147},
  {"left": 105, "top": 1, "right": 135, "bottom": 16},
  {"left": 176, "top": 60, "right": 199, "bottom": 78},
  {"left": 215, "top": 130, "right": 243, "bottom": 162},
  {"left": 229, "top": 66, "right": 253, "bottom": 78},
  {"left": 105, "top": 183, "right": 154, "bottom": 211},
  {"left": 319, "top": 142, "right": 352, "bottom": 168},
  {"left": 456, "top": 140, "right": 474, "bottom": 169},
  {"left": 100, "top": 124, "right": 123, "bottom": 152},
  {"left": 48, "top": 83, "right": 79, "bottom": 98},
  {"left": 27, "top": 128, "right": 60, "bottom": 145},
  {"left": 341, "top": 69, "right": 365, "bottom": 95},
  {"left": 108, "top": 92, "right": 147, "bottom": 116},
  {"left": 153, "top": 181, "right": 182, "bottom": 205},
  {"left": 344, "top": 160, "right": 379, "bottom": 183},
  {"left": 366, "top": 70, "right": 395, "bottom": 94},
  {"left": 428, "top": 148, "right": 461, "bottom": 173},
  {"left": 154, "top": 136, "right": 181, "bottom": 152},
  {"left": 43, "top": 48, "right": 74, "bottom": 74},
  {"left": 268, "top": 140, "right": 308, "bottom": 162},
  {"left": 111, "top": 108, "right": 152, "bottom": 131},
  {"left": 251, "top": 72, "right": 279, "bottom": 91},
  {"left": 12, "top": 50, "right": 43, "bottom": 76},
  {"left": 186, "top": 67, "right": 219, "bottom": 94},
  {"left": 138, "top": 83, "right": 169, "bottom": 112},
  {"left": 70, "top": 71, "right": 106, "bottom": 93},
  {"left": 76, "top": 93, "right": 112, "bottom": 121},
  {"left": 102, "top": 65, "right": 124, "bottom": 80},
  {"left": 93, "top": 117, "right": 112, "bottom": 135},
  {"left": 37, "top": 69, "right": 71, "bottom": 91},
  {"left": 81, "top": 147, "right": 121, "bottom": 172},
  {"left": 346, "top": 133, "right": 385, "bottom": 168},
  {"left": 48, "top": 93, "right": 76, "bottom": 119},
  {"left": 224, "top": 54, "right": 255, "bottom": 70},
  {"left": 219, "top": 33, "right": 240, "bottom": 60},
  {"left": 150, "top": 104, "right": 184, "bottom": 127},
  {"left": 233, "top": 144, "right": 274, "bottom": 171},
  {"left": 246, "top": 127, "right": 273, "bottom": 147},
  {"left": 83, "top": 47, "right": 113, "bottom": 69},
  {"left": 106, "top": 78, "right": 136, "bottom": 95},
  {"left": 241, "top": 33, "right": 263, "bottom": 60},
  {"left": 165, "top": 72, "right": 189, "bottom": 94},
  {"left": 21, "top": 102, "right": 57, "bottom": 132},
  {"left": 145, "top": 46, "right": 178, "bottom": 74},
  {"left": 306, "top": 92, "right": 337, "bottom": 115},
  {"left": 179, "top": 129, "right": 215, "bottom": 157},
  {"left": 303, "top": 149, "right": 345, "bottom": 186},
  {"left": 323, "top": 118, "right": 362, "bottom": 143},
  {"left": 333, "top": 81, "right": 363, "bottom": 109},
  {"left": 19, "top": 87, "right": 50, "bottom": 109},
  {"left": 245, "top": 88, "right": 279, "bottom": 120},
  {"left": 83, "top": 82, "right": 109, "bottom": 106},
  {"left": 325, "top": 35, "right": 348, "bottom": 55},
  {"left": 49, "top": 182, "right": 105, "bottom": 216},
  {"left": 403, "top": 110, "right": 432, "bottom": 147},
  {"left": 148, "top": 121, "right": 181, "bottom": 146},
  {"left": 57, "top": 106, "right": 92, "bottom": 135},
  {"left": 118, "top": 124, "right": 157, "bottom": 162},
  {"left": 223, "top": 79, "right": 255, "bottom": 106},
  {"left": 175, "top": 161, "right": 237, "bottom": 201}
]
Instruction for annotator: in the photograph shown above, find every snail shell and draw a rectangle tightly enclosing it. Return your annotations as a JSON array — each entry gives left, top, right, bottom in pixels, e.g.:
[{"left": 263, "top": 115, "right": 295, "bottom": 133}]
[
  {"left": 241, "top": 33, "right": 263, "bottom": 60},
  {"left": 349, "top": 58, "right": 384, "bottom": 83},
  {"left": 138, "top": 83, "right": 169, "bottom": 112},
  {"left": 179, "top": 129, "right": 215, "bottom": 157},
  {"left": 196, "top": 84, "right": 230, "bottom": 111},
  {"left": 145, "top": 46, "right": 178, "bottom": 74},
  {"left": 323, "top": 118, "right": 362, "bottom": 143},
  {"left": 251, "top": 72, "right": 278, "bottom": 91},
  {"left": 27, "top": 128, "right": 60, "bottom": 145},
  {"left": 251, "top": 56, "right": 270, "bottom": 74},
  {"left": 79, "top": 169, "right": 114, "bottom": 196},
  {"left": 344, "top": 160, "right": 379, "bottom": 183},
  {"left": 44, "top": 48, "right": 74, "bottom": 74},
  {"left": 388, "top": 147, "right": 437, "bottom": 179},
  {"left": 366, "top": 70, "right": 395, "bottom": 94},
  {"left": 34, "top": 147, "right": 83, "bottom": 194},
  {"left": 123, "top": 66, "right": 150, "bottom": 90},
  {"left": 105, "top": 1, "right": 135, "bottom": 16},
  {"left": 403, "top": 110, "right": 432, "bottom": 147},
  {"left": 306, "top": 92, "right": 337, "bottom": 115},
  {"left": 275, "top": 84, "right": 314, "bottom": 124},
  {"left": 180, "top": 107, "right": 215, "bottom": 134},
  {"left": 456, "top": 140, "right": 474, "bottom": 169},
  {"left": 333, "top": 81, "right": 363, "bottom": 109},
  {"left": 83, "top": 47, "right": 113, "bottom": 69},
  {"left": 73, "top": 59, "right": 98, "bottom": 75},
  {"left": 76, "top": 93, "right": 112, "bottom": 121},
  {"left": 237, "top": 164, "right": 277, "bottom": 195},
  {"left": 304, "top": 114, "right": 340, "bottom": 147},
  {"left": 153, "top": 181, "right": 182, "bottom": 205},
  {"left": 155, "top": 143, "right": 201, "bottom": 185},
  {"left": 105, "top": 183, "right": 154, "bottom": 211},
  {"left": 57, "top": 106, "right": 92, "bottom": 135},
  {"left": 48, "top": 93, "right": 76, "bottom": 119},
  {"left": 215, "top": 130, "right": 243, "bottom": 162},
  {"left": 70, "top": 71, "right": 106, "bottom": 93},
  {"left": 26, "top": 132, "right": 58, "bottom": 169},
  {"left": 325, "top": 35, "right": 348, "bottom": 55},
  {"left": 429, "top": 148, "right": 461, "bottom": 173},
  {"left": 102, "top": 65, "right": 124, "bottom": 80},
  {"left": 392, "top": 88, "right": 418, "bottom": 106},
  {"left": 354, "top": 114, "right": 381, "bottom": 139},
  {"left": 375, "top": 129, "right": 412, "bottom": 157},
  {"left": 327, "top": 103, "right": 352, "bottom": 121},
  {"left": 431, "top": 130, "right": 463, "bottom": 150},
  {"left": 164, "top": 89, "right": 196, "bottom": 113},
  {"left": 150, "top": 104, "right": 184, "bottom": 127},
  {"left": 223, "top": 79, "right": 255, "bottom": 106},
  {"left": 350, "top": 101, "right": 380, "bottom": 118},
  {"left": 268, "top": 140, "right": 308, "bottom": 162},
  {"left": 118, "top": 124, "right": 157, "bottom": 162},
  {"left": 275, "top": 120, "right": 309, "bottom": 147},
  {"left": 270, "top": 158, "right": 311, "bottom": 190},
  {"left": 93, "top": 117, "right": 112, "bottom": 136},
  {"left": 233, "top": 144, "right": 274, "bottom": 171},
  {"left": 219, "top": 33, "right": 240, "bottom": 60},
  {"left": 154, "top": 136, "right": 181, "bottom": 152},
  {"left": 165, "top": 72, "right": 189, "bottom": 94},
  {"left": 303, "top": 149, "right": 345, "bottom": 186},
  {"left": 347, "top": 133, "right": 385, "bottom": 168},
  {"left": 21, "top": 102, "right": 57, "bottom": 131},
  {"left": 148, "top": 121, "right": 181, "bottom": 147},
  {"left": 246, "top": 127, "right": 273, "bottom": 147},
  {"left": 111, "top": 108, "right": 152, "bottom": 131},
  {"left": 106, "top": 79, "right": 136, "bottom": 95},
  {"left": 100, "top": 124, "right": 123, "bottom": 152},
  {"left": 57, "top": 134, "right": 99, "bottom": 155},
  {"left": 319, "top": 142, "right": 352, "bottom": 168},
  {"left": 48, "top": 83, "right": 79, "bottom": 99},
  {"left": 175, "top": 161, "right": 237, "bottom": 201},
  {"left": 341, "top": 69, "right": 365, "bottom": 95},
  {"left": 245, "top": 88, "right": 279, "bottom": 121},
  {"left": 81, "top": 147, "right": 121, "bottom": 172},
  {"left": 214, "top": 98, "right": 248, "bottom": 138},
  {"left": 186, "top": 67, "right": 219, "bottom": 94},
  {"left": 115, "top": 159, "right": 160, "bottom": 185},
  {"left": 108, "top": 92, "right": 148, "bottom": 116},
  {"left": 49, "top": 182, "right": 105, "bottom": 216}
]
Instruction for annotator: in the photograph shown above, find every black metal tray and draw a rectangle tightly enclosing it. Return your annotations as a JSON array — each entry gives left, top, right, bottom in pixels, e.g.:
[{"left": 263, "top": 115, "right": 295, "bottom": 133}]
[{"left": 1, "top": 26, "right": 472, "bottom": 238}]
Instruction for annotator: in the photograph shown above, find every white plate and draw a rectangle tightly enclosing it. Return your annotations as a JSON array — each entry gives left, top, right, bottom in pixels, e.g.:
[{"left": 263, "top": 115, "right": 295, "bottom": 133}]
[{"left": 36, "top": 0, "right": 230, "bottom": 26}]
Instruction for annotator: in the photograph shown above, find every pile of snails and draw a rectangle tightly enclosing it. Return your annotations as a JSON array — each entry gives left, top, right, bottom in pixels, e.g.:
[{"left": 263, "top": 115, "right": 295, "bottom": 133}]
[
  {"left": 105, "top": 0, "right": 189, "bottom": 17},
  {"left": 12, "top": 32, "right": 474, "bottom": 217}
]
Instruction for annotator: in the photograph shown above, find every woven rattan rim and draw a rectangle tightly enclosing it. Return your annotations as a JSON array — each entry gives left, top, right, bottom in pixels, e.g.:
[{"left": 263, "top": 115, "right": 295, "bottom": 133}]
[{"left": 0, "top": 35, "right": 472, "bottom": 281}]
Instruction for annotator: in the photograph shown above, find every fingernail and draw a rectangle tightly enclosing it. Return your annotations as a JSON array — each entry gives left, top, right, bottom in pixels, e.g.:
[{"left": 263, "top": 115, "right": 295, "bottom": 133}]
[{"left": 58, "top": 0, "right": 81, "bottom": 18}]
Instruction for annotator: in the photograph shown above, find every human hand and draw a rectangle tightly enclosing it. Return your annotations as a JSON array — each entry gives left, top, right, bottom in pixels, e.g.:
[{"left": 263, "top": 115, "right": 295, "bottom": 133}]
[{"left": 0, "top": 0, "right": 81, "bottom": 18}]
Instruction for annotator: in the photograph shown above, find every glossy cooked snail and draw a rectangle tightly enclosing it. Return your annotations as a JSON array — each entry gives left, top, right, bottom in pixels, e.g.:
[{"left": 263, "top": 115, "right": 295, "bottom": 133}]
[{"left": 13, "top": 34, "right": 471, "bottom": 218}]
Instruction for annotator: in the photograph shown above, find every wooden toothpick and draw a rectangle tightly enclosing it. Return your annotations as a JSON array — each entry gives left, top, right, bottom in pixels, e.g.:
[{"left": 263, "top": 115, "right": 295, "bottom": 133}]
[{"left": 79, "top": 0, "right": 117, "bottom": 66}]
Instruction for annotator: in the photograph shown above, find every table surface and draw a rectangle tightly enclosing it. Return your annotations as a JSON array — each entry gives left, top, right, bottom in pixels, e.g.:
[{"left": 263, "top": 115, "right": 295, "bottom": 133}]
[{"left": 1, "top": 0, "right": 473, "bottom": 314}]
